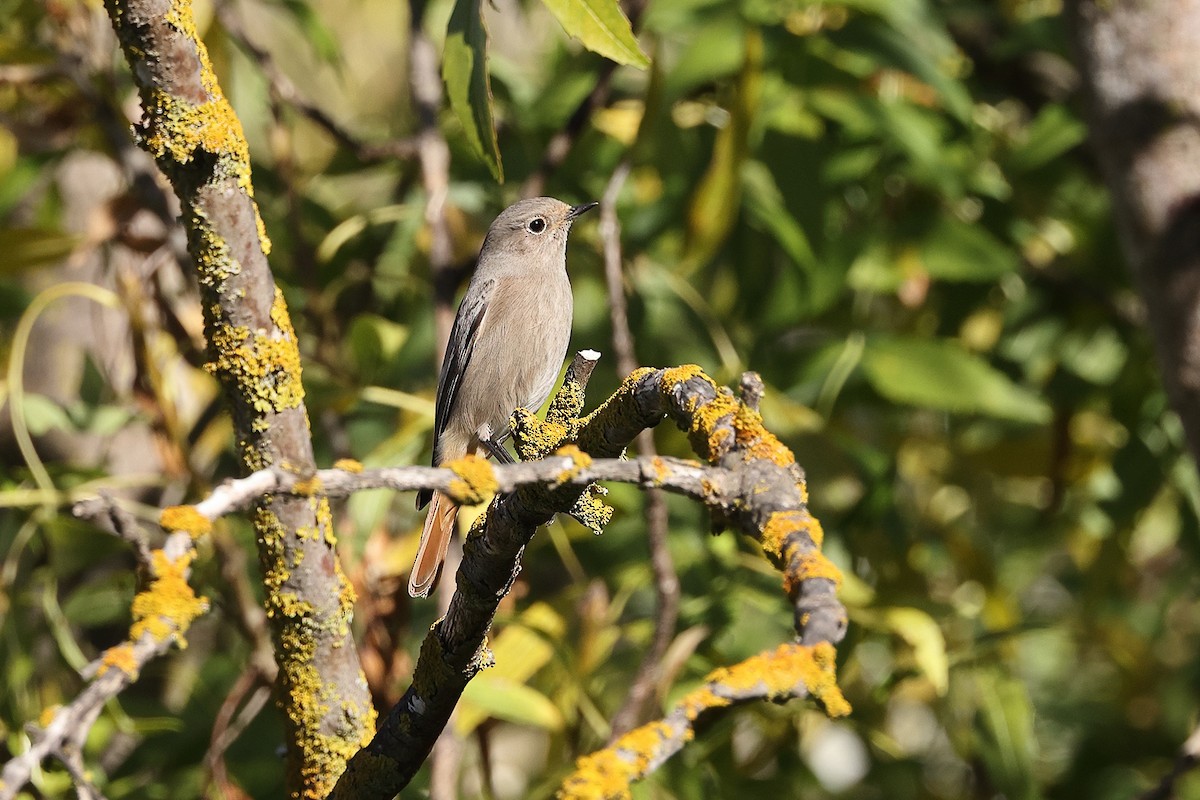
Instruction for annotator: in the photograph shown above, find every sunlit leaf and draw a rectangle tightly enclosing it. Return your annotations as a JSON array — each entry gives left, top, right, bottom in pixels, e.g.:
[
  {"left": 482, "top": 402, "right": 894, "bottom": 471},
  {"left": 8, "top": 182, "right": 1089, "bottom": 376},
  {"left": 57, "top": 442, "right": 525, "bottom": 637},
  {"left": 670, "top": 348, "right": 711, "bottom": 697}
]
[
  {"left": 444, "top": 0, "right": 503, "bottom": 181},
  {"left": 685, "top": 30, "right": 761, "bottom": 269},
  {"left": 540, "top": 0, "right": 649, "bottom": 68},
  {"left": 883, "top": 607, "right": 948, "bottom": 695},
  {"left": 861, "top": 336, "right": 1051, "bottom": 423},
  {"left": 460, "top": 675, "right": 565, "bottom": 731},
  {"left": 456, "top": 603, "right": 564, "bottom": 735}
]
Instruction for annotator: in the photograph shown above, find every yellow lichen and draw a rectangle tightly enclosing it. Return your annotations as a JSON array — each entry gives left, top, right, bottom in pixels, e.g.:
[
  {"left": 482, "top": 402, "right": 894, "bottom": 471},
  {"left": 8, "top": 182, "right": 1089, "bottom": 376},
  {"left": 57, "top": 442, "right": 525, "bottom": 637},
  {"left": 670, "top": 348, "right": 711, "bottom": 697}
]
[
  {"left": 38, "top": 705, "right": 61, "bottom": 728},
  {"left": 333, "top": 458, "right": 363, "bottom": 473},
  {"left": 130, "top": 549, "right": 209, "bottom": 646},
  {"left": 160, "top": 505, "right": 212, "bottom": 538},
  {"left": 512, "top": 407, "right": 571, "bottom": 462},
  {"left": 97, "top": 643, "right": 139, "bottom": 679},
  {"left": 293, "top": 476, "right": 323, "bottom": 496},
  {"left": 445, "top": 454, "right": 499, "bottom": 505},
  {"left": 569, "top": 486, "right": 614, "bottom": 533},
  {"left": 553, "top": 444, "right": 593, "bottom": 486},
  {"left": 204, "top": 291, "right": 306, "bottom": 435}
]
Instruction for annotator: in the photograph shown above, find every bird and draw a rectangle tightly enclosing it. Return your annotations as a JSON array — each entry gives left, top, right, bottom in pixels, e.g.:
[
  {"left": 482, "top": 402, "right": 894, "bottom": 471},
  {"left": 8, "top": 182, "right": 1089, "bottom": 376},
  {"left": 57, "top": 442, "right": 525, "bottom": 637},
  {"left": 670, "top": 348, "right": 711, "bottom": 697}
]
[{"left": 410, "top": 196, "right": 597, "bottom": 598}]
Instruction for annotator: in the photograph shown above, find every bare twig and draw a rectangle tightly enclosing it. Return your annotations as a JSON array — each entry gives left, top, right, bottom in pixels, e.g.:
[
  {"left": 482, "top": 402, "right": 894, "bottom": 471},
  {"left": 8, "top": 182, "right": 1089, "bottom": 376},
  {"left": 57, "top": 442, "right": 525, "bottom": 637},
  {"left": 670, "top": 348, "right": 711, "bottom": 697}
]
[
  {"left": 204, "top": 666, "right": 273, "bottom": 796},
  {"left": 409, "top": 5, "right": 458, "bottom": 358},
  {"left": 599, "top": 163, "right": 681, "bottom": 738},
  {"left": 1137, "top": 724, "right": 1200, "bottom": 800},
  {"left": 143, "top": 454, "right": 721, "bottom": 521},
  {"left": 215, "top": 2, "right": 417, "bottom": 162},
  {"left": 72, "top": 493, "right": 153, "bottom": 567}
]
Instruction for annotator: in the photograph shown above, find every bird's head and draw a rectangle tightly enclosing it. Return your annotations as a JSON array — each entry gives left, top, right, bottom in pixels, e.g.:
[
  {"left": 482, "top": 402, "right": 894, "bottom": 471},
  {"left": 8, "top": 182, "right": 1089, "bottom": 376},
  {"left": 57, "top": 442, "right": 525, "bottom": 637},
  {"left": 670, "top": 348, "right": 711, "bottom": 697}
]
[{"left": 479, "top": 196, "right": 598, "bottom": 265}]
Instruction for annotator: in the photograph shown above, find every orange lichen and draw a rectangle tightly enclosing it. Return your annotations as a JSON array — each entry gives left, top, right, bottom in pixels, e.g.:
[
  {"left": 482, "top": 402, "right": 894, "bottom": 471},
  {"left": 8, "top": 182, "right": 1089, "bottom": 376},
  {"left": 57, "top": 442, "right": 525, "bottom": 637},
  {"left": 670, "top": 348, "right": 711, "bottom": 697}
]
[
  {"left": 97, "top": 643, "right": 139, "bottom": 679},
  {"left": 159, "top": 505, "right": 212, "bottom": 538},
  {"left": 445, "top": 454, "right": 498, "bottom": 505},
  {"left": 649, "top": 456, "right": 670, "bottom": 486},
  {"left": 130, "top": 549, "right": 209, "bottom": 646},
  {"left": 759, "top": 510, "right": 805, "bottom": 559},
  {"left": 784, "top": 552, "right": 843, "bottom": 596},
  {"left": 333, "top": 458, "right": 363, "bottom": 473}
]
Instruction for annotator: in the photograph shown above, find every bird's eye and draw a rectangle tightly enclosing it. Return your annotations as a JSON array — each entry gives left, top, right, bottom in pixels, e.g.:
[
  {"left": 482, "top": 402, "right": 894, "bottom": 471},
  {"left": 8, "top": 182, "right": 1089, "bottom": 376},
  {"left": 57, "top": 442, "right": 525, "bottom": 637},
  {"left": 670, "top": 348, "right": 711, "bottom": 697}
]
[{"left": 527, "top": 217, "right": 547, "bottom": 234}]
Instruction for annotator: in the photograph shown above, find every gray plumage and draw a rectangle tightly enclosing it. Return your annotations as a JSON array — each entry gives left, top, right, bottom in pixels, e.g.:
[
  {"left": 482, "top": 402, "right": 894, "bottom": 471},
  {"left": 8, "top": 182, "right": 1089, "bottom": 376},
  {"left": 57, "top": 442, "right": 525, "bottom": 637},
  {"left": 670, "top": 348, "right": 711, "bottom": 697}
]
[{"left": 410, "top": 197, "right": 595, "bottom": 597}]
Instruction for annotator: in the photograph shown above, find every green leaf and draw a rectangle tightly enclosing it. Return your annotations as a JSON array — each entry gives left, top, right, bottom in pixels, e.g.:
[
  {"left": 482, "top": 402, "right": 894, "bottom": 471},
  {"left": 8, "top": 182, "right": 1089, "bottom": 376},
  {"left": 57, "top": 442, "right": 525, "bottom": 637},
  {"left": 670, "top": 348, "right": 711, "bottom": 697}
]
[
  {"left": 22, "top": 393, "right": 72, "bottom": 435},
  {"left": 685, "top": 30, "right": 761, "bottom": 269},
  {"left": 460, "top": 675, "right": 565, "bottom": 731},
  {"left": 1009, "top": 104, "right": 1087, "bottom": 172},
  {"left": 920, "top": 218, "right": 1020, "bottom": 282},
  {"left": 444, "top": 0, "right": 503, "bottom": 181},
  {"left": 0, "top": 228, "right": 77, "bottom": 274},
  {"left": 540, "top": 0, "right": 649, "bottom": 68},
  {"left": 974, "top": 670, "right": 1038, "bottom": 800},
  {"left": 861, "top": 336, "right": 1051, "bottom": 423},
  {"left": 883, "top": 607, "right": 948, "bottom": 695}
]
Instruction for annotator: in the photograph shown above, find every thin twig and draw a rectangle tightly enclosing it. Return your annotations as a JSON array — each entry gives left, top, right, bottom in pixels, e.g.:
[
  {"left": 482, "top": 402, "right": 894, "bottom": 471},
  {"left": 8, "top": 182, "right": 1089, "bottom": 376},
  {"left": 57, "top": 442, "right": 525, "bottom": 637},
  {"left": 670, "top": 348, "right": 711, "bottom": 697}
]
[
  {"left": 1137, "top": 724, "right": 1200, "bottom": 800},
  {"left": 599, "top": 163, "right": 681, "bottom": 738},
  {"left": 0, "top": 532, "right": 201, "bottom": 800},
  {"left": 520, "top": 0, "right": 650, "bottom": 198},
  {"left": 409, "top": 3, "right": 457, "bottom": 358},
  {"left": 215, "top": 2, "right": 417, "bottom": 162},
  {"left": 204, "top": 666, "right": 273, "bottom": 796},
  {"left": 72, "top": 493, "right": 153, "bottom": 567}
]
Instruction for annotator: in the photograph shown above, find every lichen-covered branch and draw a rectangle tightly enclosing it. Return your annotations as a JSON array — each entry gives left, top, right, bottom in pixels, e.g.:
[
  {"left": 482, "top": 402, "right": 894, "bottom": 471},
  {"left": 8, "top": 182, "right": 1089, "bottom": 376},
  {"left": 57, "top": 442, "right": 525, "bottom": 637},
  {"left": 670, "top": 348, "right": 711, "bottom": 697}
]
[
  {"left": 100, "top": 1, "right": 373, "bottom": 796},
  {"left": 328, "top": 356, "right": 848, "bottom": 798},
  {"left": 558, "top": 643, "right": 850, "bottom": 799},
  {"left": 0, "top": 514, "right": 206, "bottom": 800}
]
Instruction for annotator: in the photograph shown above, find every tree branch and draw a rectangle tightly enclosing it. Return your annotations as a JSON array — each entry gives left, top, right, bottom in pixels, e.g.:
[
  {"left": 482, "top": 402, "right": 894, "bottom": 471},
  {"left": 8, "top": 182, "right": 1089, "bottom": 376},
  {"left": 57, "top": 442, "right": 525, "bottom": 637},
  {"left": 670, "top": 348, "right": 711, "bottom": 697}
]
[
  {"left": 100, "top": 0, "right": 374, "bottom": 795},
  {"left": 0, "top": 523, "right": 205, "bottom": 799},
  {"left": 326, "top": 356, "right": 848, "bottom": 798},
  {"left": 559, "top": 642, "right": 849, "bottom": 798}
]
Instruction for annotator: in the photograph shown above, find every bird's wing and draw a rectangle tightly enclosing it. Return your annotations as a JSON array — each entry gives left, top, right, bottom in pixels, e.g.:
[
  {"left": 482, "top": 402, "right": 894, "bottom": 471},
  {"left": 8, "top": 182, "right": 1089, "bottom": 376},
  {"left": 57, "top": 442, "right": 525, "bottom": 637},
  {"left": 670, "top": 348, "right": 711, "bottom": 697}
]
[{"left": 418, "top": 280, "right": 490, "bottom": 509}]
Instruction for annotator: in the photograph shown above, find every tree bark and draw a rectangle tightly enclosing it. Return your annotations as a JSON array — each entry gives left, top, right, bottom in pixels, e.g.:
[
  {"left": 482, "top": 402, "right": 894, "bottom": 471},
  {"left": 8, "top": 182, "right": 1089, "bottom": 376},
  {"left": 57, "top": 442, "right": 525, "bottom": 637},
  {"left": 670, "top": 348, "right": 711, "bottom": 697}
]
[
  {"left": 102, "top": 1, "right": 374, "bottom": 796},
  {"left": 1070, "top": 0, "right": 1200, "bottom": 461}
]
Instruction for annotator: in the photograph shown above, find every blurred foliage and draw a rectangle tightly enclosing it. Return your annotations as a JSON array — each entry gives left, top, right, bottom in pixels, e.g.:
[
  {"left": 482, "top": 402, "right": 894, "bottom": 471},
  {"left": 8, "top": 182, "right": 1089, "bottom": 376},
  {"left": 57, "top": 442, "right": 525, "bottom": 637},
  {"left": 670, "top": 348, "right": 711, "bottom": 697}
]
[{"left": 1, "top": 0, "right": 1199, "bottom": 797}]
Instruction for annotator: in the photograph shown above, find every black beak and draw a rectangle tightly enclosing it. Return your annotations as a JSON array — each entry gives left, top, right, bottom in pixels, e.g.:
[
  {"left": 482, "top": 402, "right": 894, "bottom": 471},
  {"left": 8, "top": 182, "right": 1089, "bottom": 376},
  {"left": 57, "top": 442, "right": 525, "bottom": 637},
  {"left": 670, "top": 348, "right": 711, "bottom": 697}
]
[{"left": 567, "top": 202, "right": 599, "bottom": 220}]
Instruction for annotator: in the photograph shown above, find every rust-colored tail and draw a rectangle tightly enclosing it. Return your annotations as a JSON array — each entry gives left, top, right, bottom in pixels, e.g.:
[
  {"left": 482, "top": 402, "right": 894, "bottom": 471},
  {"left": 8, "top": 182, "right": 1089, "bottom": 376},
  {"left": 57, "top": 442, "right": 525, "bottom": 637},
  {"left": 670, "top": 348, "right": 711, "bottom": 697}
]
[{"left": 409, "top": 491, "right": 459, "bottom": 598}]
